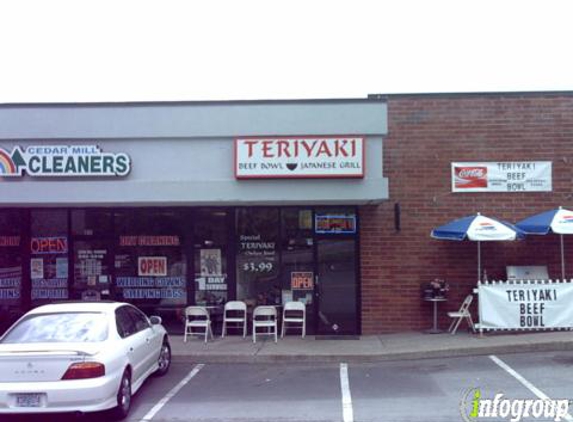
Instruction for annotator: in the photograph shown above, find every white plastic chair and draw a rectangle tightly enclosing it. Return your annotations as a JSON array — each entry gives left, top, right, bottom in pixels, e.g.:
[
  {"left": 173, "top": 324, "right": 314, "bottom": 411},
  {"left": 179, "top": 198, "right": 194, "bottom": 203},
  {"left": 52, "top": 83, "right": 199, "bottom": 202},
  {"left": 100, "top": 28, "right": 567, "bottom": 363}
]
[
  {"left": 281, "top": 301, "right": 306, "bottom": 338},
  {"left": 221, "top": 301, "right": 247, "bottom": 338},
  {"left": 184, "top": 306, "right": 213, "bottom": 343},
  {"left": 447, "top": 294, "right": 475, "bottom": 334},
  {"left": 252, "top": 306, "right": 278, "bottom": 343}
]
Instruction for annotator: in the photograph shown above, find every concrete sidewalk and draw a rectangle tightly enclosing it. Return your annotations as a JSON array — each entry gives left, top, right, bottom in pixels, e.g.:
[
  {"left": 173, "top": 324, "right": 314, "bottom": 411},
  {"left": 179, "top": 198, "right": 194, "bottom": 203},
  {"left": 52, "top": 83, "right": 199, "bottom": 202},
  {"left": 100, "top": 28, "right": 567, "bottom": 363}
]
[{"left": 170, "top": 330, "right": 573, "bottom": 363}]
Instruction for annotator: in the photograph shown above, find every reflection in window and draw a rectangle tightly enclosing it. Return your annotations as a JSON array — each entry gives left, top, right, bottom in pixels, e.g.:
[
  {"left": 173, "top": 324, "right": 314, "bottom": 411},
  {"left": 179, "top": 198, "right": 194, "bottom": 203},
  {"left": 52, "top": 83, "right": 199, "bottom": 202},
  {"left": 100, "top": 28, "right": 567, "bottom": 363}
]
[{"left": 1, "top": 312, "right": 108, "bottom": 343}]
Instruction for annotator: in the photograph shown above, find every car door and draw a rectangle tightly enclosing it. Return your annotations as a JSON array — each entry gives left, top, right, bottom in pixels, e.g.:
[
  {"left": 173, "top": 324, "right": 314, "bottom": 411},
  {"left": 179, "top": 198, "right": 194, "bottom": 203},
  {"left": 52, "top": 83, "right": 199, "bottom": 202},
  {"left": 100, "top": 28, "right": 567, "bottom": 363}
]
[
  {"left": 115, "top": 306, "right": 149, "bottom": 384},
  {"left": 125, "top": 306, "right": 158, "bottom": 378}
]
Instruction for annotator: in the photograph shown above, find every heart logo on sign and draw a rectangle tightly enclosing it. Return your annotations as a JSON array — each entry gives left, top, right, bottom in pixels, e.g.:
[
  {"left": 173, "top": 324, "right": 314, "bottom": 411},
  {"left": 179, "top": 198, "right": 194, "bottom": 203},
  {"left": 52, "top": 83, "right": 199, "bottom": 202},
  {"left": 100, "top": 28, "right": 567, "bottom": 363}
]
[{"left": 286, "top": 163, "right": 298, "bottom": 171}]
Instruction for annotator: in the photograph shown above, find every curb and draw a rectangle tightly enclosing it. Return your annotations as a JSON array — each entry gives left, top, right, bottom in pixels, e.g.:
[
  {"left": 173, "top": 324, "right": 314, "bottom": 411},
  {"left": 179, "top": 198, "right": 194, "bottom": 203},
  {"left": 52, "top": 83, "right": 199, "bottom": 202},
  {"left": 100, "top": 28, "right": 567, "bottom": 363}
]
[{"left": 171, "top": 340, "right": 573, "bottom": 364}]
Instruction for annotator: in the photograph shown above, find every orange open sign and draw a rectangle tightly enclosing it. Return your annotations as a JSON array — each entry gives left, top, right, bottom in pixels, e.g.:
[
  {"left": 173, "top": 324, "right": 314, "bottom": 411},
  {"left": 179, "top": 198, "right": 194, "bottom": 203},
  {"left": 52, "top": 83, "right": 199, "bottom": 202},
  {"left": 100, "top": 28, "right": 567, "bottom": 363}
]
[{"left": 291, "top": 272, "right": 314, "bottom": 290}]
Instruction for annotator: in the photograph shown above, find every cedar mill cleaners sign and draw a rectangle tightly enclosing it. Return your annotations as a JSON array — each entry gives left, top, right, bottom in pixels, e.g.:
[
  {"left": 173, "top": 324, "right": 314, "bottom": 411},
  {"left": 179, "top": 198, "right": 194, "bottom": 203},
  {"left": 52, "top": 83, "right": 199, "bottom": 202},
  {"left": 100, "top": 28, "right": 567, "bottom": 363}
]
[
  {"left": 235, "top": 137, "right": 364, "bottom": 179},
  {"left": 0, "top": 145, "right": 131, "bottom": 177}
]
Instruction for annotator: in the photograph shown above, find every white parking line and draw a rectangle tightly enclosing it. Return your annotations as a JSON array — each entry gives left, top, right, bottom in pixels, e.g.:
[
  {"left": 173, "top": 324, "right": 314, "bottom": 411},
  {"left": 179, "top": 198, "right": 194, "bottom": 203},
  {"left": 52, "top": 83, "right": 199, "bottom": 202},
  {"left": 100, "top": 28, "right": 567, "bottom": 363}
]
[
  {"left": 340, "top": 363, "right": 354, "bottom": 422},
  {"left": 139, "top": 363, "right": 205, "bottom": 421},
  {"left": 490, "top": 355, "right": 573, "bottom": 421}
]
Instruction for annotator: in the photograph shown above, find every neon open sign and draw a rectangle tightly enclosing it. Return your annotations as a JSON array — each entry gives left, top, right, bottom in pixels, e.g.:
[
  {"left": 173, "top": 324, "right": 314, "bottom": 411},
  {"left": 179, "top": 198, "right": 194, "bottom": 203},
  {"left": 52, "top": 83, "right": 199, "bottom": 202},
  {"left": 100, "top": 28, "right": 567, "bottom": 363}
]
[{"left": 31, "top": 237, "right": 68, "bottom": 254}]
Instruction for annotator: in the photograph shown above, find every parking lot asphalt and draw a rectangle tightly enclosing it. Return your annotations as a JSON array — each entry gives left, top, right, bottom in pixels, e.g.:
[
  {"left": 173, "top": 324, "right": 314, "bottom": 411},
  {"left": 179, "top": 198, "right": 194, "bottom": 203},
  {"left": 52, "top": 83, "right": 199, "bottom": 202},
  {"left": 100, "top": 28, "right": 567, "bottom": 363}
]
[
  {"left": 171, "top": 330, "right": 573, "bottom": 363},
  {"left": 7, "top": 351, "right": 573, "bottom": 422}
]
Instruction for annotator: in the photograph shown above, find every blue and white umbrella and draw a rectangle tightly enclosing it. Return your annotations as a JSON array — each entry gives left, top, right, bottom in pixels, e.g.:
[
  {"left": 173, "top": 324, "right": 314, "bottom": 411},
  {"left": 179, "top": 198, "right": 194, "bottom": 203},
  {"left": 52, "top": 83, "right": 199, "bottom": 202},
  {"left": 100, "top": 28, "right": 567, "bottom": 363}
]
[
  {"left": 431, "top": 213, "right": 525, "bottom": 282},
  {"left": 516, "top": 206, "right": 573, "bottom": 280}
]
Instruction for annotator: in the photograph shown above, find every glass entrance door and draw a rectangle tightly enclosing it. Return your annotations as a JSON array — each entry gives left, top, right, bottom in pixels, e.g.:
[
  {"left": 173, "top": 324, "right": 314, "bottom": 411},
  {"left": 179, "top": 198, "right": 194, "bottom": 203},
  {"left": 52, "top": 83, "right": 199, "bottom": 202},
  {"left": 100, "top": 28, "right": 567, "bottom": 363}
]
[{"left": 316, "top": 239, "right": 358, "bottom": 335}]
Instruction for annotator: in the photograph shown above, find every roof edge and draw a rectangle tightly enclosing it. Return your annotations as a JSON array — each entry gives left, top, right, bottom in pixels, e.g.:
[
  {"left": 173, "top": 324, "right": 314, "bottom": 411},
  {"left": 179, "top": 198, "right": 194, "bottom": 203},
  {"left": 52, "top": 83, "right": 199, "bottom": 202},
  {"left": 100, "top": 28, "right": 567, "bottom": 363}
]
[{"left": 0, "top": 96, "right": 386, "bottom": 109}]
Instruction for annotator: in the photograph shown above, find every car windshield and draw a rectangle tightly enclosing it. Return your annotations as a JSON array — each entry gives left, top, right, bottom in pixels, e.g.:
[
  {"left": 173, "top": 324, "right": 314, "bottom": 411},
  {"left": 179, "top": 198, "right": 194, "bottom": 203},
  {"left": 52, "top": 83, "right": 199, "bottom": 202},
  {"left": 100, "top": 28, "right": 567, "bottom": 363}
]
[{"left": 1, "top": 312, "right": 108, "bottom": 343}]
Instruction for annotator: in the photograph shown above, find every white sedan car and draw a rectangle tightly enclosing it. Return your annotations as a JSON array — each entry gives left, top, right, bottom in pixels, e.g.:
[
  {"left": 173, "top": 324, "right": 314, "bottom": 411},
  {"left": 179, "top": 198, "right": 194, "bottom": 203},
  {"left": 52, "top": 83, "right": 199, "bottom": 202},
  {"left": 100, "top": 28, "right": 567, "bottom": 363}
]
[{"left": 0, "top": 301, "right": 171, "bottom": 419}]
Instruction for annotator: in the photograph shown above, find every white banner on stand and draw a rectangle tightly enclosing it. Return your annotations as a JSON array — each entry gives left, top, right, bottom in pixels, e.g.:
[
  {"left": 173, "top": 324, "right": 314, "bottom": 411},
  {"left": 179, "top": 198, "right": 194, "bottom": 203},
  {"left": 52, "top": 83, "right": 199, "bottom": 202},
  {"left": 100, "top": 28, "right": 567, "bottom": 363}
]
[{"left": 478, "top": 281, "right": 573, "bottom": 330}]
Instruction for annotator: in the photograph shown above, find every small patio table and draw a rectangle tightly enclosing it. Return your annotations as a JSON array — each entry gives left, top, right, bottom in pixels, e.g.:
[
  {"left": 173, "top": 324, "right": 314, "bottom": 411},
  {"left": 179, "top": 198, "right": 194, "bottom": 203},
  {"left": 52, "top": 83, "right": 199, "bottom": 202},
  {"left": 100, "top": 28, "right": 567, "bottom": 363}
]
[{"left": 423, "top": 297, "right": 447, "bottom": 334}]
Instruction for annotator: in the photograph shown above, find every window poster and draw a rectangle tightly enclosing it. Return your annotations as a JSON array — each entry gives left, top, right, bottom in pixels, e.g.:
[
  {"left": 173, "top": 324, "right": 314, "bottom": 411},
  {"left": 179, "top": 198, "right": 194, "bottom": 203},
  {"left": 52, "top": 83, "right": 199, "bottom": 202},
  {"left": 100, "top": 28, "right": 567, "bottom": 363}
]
[
  {"left": 298, "top": 210, "right": 313, "bottom": 230},
  {"left": 31, "top": 238, "right": 69, "bottom": 301},
  {"left": 0, "top": 266, "right": 21, "bottom": 301},
  {"left": 200, "top": 249, "right": 222, "bottom": 276},
  {"left": 237, "top": 233, "right": 280, "bottom": 304},
  {"left": 77, "top": 249, "right": 106, "bottom": 278},
  {"left": 56, "top": 257, "right": 68, "bottom": 278},
  {"left": 74, "top": 245, "right": 111, "bottom": 298},
  {"left": 196, "top": 248, "right": 227, "bottom": 299},
  {"left": 115, "top": 233, "right": 186, "bottom": 305},
  {"left": 238, "top": 234, "right": 278, "bottom": 275},
  {"left": 236, "top": 209, "right": 281, "bottom": 306},
  {"left": 31, "top": 258, "right": 44, "bottom": 280},
  {"left": 0, "top": 216, "right": 23, "bottom": 307},
  {"left": 116, "top": 276, "right": 186, "bottom": 300}
]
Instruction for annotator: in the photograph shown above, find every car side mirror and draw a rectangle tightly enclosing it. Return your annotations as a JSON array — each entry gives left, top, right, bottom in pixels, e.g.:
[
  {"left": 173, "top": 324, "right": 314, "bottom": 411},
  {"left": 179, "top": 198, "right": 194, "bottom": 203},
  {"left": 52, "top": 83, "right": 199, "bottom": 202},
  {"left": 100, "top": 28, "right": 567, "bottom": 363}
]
[{"left": 149, "top": 316, "right": 162, "bottom": 325}]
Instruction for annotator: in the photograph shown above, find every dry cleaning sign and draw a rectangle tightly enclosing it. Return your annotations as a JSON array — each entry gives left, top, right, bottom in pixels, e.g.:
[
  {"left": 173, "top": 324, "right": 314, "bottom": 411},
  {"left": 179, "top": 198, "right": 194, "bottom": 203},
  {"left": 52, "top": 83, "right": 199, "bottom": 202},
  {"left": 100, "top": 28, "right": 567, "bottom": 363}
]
[
  {"left": 235, "top": 137, "right": 364, "bottom": 179},
  {"left": 0, "top": 145, "right": 131, "bottom": 177}
]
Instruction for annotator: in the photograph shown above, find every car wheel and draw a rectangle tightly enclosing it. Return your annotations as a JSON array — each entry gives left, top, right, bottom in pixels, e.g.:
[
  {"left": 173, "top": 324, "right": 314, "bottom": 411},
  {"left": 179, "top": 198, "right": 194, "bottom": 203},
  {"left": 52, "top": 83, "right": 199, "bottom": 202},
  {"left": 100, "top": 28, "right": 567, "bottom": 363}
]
[
  {"left": 155, "top": 340, "right": 171, "bottom": 377},
  {"left": 112, "top": 370, "right": 132, "bottom": 420}
]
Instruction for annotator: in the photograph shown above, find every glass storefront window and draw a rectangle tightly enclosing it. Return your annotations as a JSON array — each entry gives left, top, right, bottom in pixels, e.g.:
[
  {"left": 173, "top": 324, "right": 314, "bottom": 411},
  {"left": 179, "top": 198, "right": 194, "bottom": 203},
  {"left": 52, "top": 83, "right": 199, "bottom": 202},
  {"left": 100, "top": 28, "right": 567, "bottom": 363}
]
[
  {"left": 281, "top": 209, "right": 314, "bottom": 305},
  {"left": 236, "top": 208, "right": 280, "bottom": 306},
  {"left": 72, "top": 209, "right": 112, "bottom": 236},
  {"left": 71, "top": 209, "right": 114, "bottom": 300},
  {"left": 113, "top": 210, "right": 187, "bottom": 308},
  {"left": 194, "top": 209, "right": 229, "bottom": 305},
  {"left": 0, "top": 210, "right": 24, "bottom": 329},
  {"left": 113, "top": 209, "right": 188, "bottom": 334},
  {"left": 1, "top": 205, "right": 360, "bottom": 336},
  {"left": 30, "top": 210, "right": 69, "bottom": 305},
  {"left": 73, "top": 239, "right": 112, "bottom": 300}
]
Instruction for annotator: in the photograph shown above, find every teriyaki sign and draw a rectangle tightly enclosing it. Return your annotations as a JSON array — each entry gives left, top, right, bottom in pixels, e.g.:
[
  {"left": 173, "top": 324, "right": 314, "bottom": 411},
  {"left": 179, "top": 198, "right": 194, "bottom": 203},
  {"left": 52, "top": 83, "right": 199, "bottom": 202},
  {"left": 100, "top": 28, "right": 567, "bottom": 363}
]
[
  {"left": 235, "top": 137, "right": 364, "bottom": 179},
  {"left": 0, "top": 145, "right": 131, "bottom": 177},
  {"left": 478, "top": 281, "right": 573, "bottom": 330}
]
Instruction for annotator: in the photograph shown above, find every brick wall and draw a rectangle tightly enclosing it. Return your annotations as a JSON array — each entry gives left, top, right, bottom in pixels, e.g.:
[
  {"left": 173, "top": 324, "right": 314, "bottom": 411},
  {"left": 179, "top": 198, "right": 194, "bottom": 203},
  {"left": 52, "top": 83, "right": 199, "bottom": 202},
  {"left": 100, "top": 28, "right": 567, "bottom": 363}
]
[{"left": 360, "top": 92, "right": 573, "bottom": 333}]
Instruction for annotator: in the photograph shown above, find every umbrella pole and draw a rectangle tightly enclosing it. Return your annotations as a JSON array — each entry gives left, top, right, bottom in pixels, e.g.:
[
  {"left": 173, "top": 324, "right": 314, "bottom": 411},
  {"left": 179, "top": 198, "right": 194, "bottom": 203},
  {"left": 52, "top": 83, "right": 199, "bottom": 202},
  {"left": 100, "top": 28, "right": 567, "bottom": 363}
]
[
  {"left": 561, "top": 234, "right": 565, "bottom": 281},
  {"left": 478, "top": 241, "right": 481, "bottom": 282}
]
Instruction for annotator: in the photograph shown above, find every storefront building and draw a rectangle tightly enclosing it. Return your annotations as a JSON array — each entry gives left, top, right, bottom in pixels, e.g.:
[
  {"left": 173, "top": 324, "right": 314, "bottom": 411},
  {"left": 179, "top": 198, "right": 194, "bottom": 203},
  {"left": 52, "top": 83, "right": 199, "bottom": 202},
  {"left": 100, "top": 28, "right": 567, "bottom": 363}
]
[
  {"left": 1, "top": 92, "right": 572, "bottom": 334},
  {"left": 0, "top": 99, "right": 388, "bottom": 334}
]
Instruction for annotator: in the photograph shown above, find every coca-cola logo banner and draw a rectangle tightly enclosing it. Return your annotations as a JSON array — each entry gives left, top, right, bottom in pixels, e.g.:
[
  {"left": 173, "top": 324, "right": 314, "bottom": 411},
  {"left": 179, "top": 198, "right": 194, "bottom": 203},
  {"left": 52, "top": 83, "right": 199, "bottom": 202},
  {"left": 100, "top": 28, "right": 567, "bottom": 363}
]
[
  {"left": 235, "top": 137, "right": 364, "bottom": 179},
  {"left": 452, "top": 161, "right": 552, "bottom": 192}
]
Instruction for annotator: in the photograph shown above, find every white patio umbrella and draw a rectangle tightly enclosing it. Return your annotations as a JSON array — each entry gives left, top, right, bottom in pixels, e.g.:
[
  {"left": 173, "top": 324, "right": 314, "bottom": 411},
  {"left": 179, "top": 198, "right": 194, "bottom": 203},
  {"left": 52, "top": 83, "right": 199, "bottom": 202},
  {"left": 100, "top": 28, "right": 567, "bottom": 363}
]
[
  {"left": 431, "top": 213, "right": 526, "bottom": 282},
  {"left": 516, "top": 206, "right": 573, "bottom": 280}
]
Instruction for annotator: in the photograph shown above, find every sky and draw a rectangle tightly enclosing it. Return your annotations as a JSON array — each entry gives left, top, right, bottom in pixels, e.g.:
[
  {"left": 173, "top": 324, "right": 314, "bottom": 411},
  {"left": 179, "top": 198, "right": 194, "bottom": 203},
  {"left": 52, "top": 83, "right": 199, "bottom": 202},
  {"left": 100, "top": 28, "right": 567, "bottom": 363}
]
[{"left": 0, "top": 0, "right": 571, "bottom": 103}]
